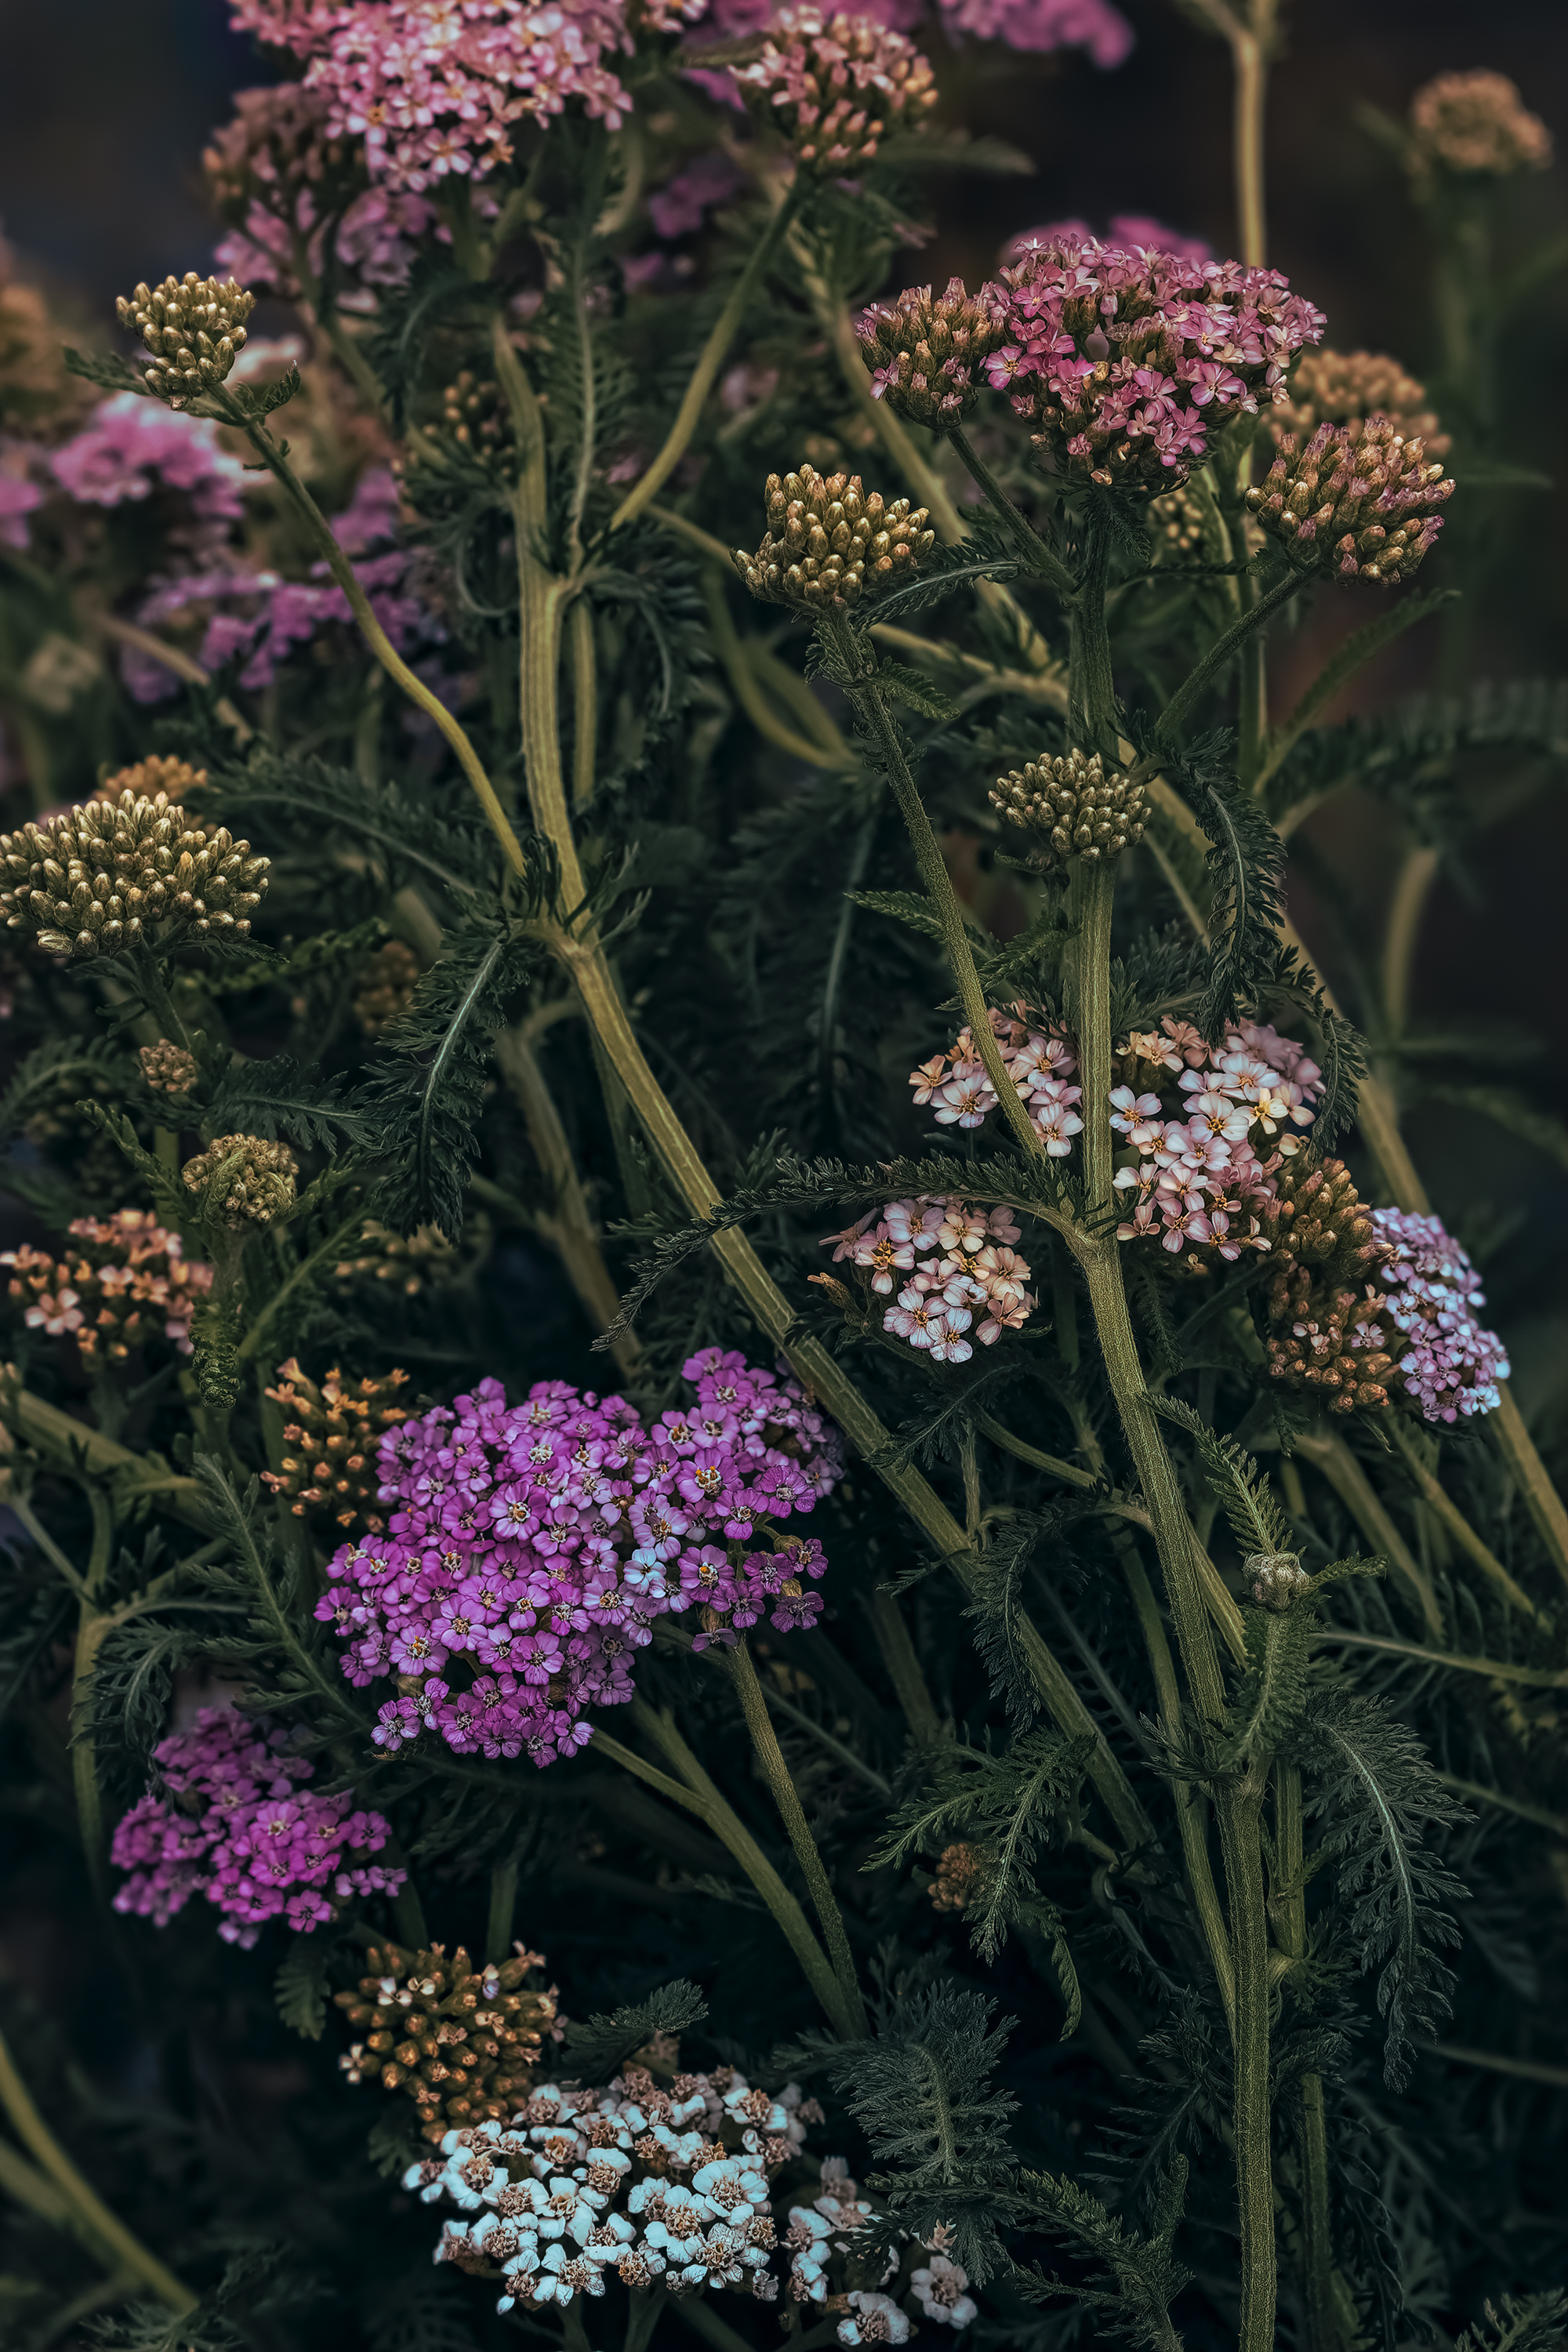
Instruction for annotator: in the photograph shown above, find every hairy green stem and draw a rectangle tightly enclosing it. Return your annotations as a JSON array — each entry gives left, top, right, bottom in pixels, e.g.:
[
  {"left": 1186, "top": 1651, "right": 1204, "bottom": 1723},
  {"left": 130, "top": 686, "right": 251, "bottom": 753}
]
[
  {"left": 946, "top": 423, "right": 1079, "bottom": 601},
  {"left": 609, "top": 183, "right": 800, "bottom": 532},
  {"left": 0, "top": 2022, "right": 195, "bottom": 2311},
  {"left": 726, "top": 1641, "right": 869, "bottom": 2036},
  {"left": 607, "top": 1706, "right": 854, "bottom": 2035},
  {"left": 1067, "top": 513, "right": 1117, "bottom": 759},
  {"left": 568, "top": 594, "right": 598, "bottom": 807},
  {"left": 1217, "top": 1785, "right": 1276, "bottom": 2350}
]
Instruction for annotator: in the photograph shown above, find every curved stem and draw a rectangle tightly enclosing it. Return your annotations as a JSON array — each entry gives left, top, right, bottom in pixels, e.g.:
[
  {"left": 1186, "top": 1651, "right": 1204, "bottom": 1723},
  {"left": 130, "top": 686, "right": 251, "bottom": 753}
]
[
  {"left": 703, "top": 570, "right": 844, "bottom": 768},
  {"left": 1381, "top": 844, "right": 1440, "bottom": 1035},
  {"left": 610, "top": 183, "right": 800, "bottom": 534},
  {"left": 0, "top": 2022, "right": 196, "bottom": 2311},
  {"left": 726, "top": 1641, "right": 869, "bottom": 2036},
  {"left": 224, "top": 392, "right": 528, "bottom": 879},
  {"left": 568, "top": 594, "right": 598, "bottom": 807},
  {"left": 604, "top": 1707, "right": 854, "bottom": 2036},
  {"left": 945, "top": 424, "right": 1079, "bottom": 601},
  {"left": 1293, "top": 1429, "right": 1443, "bottom": 1637},
  {"left": 1384, "top": 1417, "right": 1545, "bottom": 1623}
]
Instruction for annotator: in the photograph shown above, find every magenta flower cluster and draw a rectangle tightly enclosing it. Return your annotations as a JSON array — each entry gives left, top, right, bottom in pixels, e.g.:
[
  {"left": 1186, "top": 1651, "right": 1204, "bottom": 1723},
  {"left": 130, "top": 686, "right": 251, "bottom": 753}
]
[
  {"left": 317, "top": 1354, "right": 843, "bottom": 1769},
  {"left": 111, "top": 1706, "right": 402, "bottom": 1947},
  {"left": 122, "top": 466, "right": 441, "bottom": 702},
  {"left": 979, "top": 234, "right": 1325, "bottom": 488},
  {"left": 823, "top": 1197, "right": 1036, "bottom": 1363},
  {"left": 1372, "top": 1209, "right": 1511, "bottom": 1424},
  {"left": 50, "top": 393, "right": 247, "bottom": 526},
  {"left": 230, "top": 0, "right": 702, "bottom": 194}
]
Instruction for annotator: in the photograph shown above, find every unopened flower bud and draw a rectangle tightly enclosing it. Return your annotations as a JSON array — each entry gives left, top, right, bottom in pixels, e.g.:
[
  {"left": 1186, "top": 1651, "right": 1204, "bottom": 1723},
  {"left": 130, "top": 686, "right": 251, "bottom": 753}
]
[
  {"left": 0, "top": 789, "right": 267, "bottom": 960},
  {"left": 115, "top": 271, "right": 255, "bottom": 409},
  {"left": 989, "top": 746, "right": 1146, "bottom": 866},
  {"left": 183, "top": 1133, "right": 298, "bottom": 1229},
  {"left": 1246, "top": 416, "right": 1453, "bottom": 585},
  {"left": 855, "top": 279, "right": 1005, "bottom": 428},
  {"left": 139, "top": 1041, "right": 198, "bottom": 1098},
  {"left": 1247, "top": 1552, "right": 1310, "bottom": 1611},
  {"left": 734, "top": 463, "right": 933, "bottom": 612},
  {"left": 737, "top": 7, "right": 937, "bottom": 172}
]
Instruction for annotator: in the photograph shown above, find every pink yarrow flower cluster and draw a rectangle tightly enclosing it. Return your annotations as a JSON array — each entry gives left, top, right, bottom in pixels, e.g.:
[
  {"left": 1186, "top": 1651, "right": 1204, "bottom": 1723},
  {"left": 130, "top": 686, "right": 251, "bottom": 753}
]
[
  {"left": 50, "top": 393, "right": 248, "bottom": 523},
  {"left": 319, "top": 1353, "right": 843, "bottom": 1768},
  {"left": 823, "top": 1196, "right": 1036, "bottom": 1359},
  {"left": 981, "top": 234, "right": 1324, "bottom": 489},
  {"left": 230, "top": 0, "right": 703, "bottom": 194},
  {"left": 111, "top": 1705, "right": 402, "bottom": 1947},
  {"left": 1372, "top": 1209, "right": 1510, "bottom": 1424},
  {"left": 909, "top": 1003, "right": 1082, "bottom": 1156},
  {"left": 1109, "top": 1017, "right": 1320, "bottom": 1258}
]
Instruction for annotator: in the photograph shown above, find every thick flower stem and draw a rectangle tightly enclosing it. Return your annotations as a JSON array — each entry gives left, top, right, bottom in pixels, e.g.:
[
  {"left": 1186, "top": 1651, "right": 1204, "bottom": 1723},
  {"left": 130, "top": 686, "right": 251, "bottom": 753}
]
[
  {"left": 945, "top": 423, "right": 1079, "bottom": 601},
  {"left": 0, "top": 2021, "right": 195, "bottom": 2312},
  {"left": 612, "top": 1704, "right": 854, "bottom": 2037},
  {"left": 1218, "top": 1784, "right": 1277, "bottom": 2352},
  {"left": 726, "top": 1641, "right": 869, "bottom": 2037},
  {"left": 822, "top": 614, "right": 1045, "bottom": 1164},
  {"left": 609, "top": 183, "right": 800, "bottom": 534},
  {"left": 1068, "top": 513, "right": 1117, "bottom": 761}
]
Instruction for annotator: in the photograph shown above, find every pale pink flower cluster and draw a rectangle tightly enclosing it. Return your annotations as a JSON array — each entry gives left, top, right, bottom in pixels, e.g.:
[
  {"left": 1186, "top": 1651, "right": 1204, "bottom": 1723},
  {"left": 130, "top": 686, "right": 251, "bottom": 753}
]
[
  {"left": 823, "top": 1196, "right": 1036, "bottom": 1361},
  {"left": 1109, "top": 1016, "right": 1321, "bottom": 1258},
  {"left": 909, "top": 1003, "right": 1082, "bottom": 1156},
  {"left": 230, "top": 0, "right": 703, "bottom": 194}
]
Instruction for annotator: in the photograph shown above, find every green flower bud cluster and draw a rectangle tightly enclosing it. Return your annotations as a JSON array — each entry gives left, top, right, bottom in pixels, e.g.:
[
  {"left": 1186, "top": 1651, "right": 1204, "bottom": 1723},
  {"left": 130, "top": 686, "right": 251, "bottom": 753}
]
[
  {"left": 115, "top": 272, "right": 255, "bottom": 408},
  {"left": 183, "top": 1134, "right": 298, "bottom": 1230},
  {"left": 989, "top": 748, "right": 1148, "bottom": 866},
  {"left": 0, "top": 790, "right": 269, "bottom": 960},
  {"left": 1245, "top": 416, "right": 1453, "bottom": 586},
  {"left": 733, "top": 465, "right": 933, "bottom": 612}
]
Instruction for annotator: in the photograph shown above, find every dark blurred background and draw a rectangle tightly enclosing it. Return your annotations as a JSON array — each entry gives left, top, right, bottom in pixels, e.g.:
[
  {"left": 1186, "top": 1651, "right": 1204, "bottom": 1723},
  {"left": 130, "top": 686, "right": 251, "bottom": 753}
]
[{"left": 2, "top": 0, "right": 1565, "bottom": 1376}]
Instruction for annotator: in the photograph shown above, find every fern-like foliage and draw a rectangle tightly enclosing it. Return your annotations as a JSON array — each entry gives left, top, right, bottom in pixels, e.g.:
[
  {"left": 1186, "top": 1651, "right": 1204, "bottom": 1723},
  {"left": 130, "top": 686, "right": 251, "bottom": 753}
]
[
  {"left": 1155, "top": 729, "right": 1287, "bottom": 1041},
  {"left": 1287, "top": 1686, "right": 1469, "bottom": 2087},
  {"left": 560, "top": 1978, "right": 708, "bottom": 2080},
  {"left": 819, "top": 1983, "right": 1019, "bottom": 2280},
  {"left": 0, "top": 1036, "right": 133, "bottom": 1144},
  {"left": 1455, "top": 2293, "right": 1568, "bottom": 2352},
  {"left": 359, "top": 902, "right": 547, "bottom": 1239},
  {"left": 1149, "top": 1396, "right": 1290, "bottom": 1558},
  {"left": 84, "top": 2252, "right": 284, "bottom": 2352},
  {"left": 869, "top": 1727, "right": 1088, "bottom": 1991},
  {"left": 189, "top": 749, "right": 495, "bottom": 902},
  {"left": 275, "top": 1932, "right": 331, "bottom": 2042},
  {"left": 1221, "top": 1603, "right": 1316, "bottom": 1770},
  {"left": 1012, "top": 2158, "right": 1191, "bottom": 2352},
  {"left": 200, "top": 1054, "right": 373, "bottom": 1153}
]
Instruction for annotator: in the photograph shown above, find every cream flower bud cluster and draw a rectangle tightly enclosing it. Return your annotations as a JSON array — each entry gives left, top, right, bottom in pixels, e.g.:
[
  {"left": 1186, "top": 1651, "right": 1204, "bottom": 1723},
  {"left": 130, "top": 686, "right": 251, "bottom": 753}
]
[
  {"left": 989, "top": 747, "right": 1148, "bottom": 866},
  {"left": 0, "top": 789, "right": 269, "bottom": 959},
  {"left": 116, "top": 272, "right": 255, "bottom": 407},
  {"left": 735, "top": 466, "right": 934, "bottom": 612}
]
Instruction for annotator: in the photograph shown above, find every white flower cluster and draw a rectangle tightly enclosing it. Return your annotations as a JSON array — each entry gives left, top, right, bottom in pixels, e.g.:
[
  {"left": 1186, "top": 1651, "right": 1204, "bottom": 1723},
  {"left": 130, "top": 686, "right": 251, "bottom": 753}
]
[
  {"left": 822, "top": 1198, "right": 1036, "bottom": 1363},
  {"left": 787, "top": 2166, "right": 978, "bottom": 2343},
  {"left": 910, "top": 1006, "right": 1082, "bottom": 1155},
  {"left": 411, "top": 2068, "right": 818, "bottom": 2314}
]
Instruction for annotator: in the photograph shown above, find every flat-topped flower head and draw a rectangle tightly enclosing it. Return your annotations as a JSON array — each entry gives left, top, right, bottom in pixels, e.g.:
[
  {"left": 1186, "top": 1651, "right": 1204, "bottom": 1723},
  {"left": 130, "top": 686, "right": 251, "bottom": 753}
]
[
  {"left": 0, "top": 789, "right": 268, "bottom": 959},
  {"left": 183, "top": 1133, "right": 299, "bottom": 1229},
  {"left": 1245, "top": 415, "right": 1453, "bottom": 585},
  {"left": 2, "top": 1210, "right": 212, "bottom": 1363},
  {"left": 737, "top": 7, "right": 938, "bottom": 172},
  {"left": 1275, "top": 347, "right": 1450, "bottom": 459},
  {"left": 734, "top": 464, "right": 933, "bottom": 611},
  {"left": 982, "top": 233, "right": 1324, "bottom": 492},
  {"left": 116, "top": 272, "right": 256, "bottom": 408},
  {"left": 989, "top": 746, "right": 1147, "bottom": 866},
  {"left": 262, "top": 1358, "right": 415, "bottom": 1533},
  {"left": 1409, "top": 71, "right": 1552, "bottom": 181},
  {"left": 855, "top": 279, "right": 1006, "bottom": 427},
  {"left": 335, "top": 1938, "right": 557, "bottom": 2138}
]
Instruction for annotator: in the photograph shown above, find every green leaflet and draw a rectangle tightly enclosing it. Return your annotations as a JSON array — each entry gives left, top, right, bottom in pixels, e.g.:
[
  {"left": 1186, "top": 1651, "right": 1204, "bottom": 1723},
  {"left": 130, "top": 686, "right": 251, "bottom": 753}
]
[
  {"left": 275, "top": 1934, "right": 330, "bottom": 2042},
  {"left": 560, "top": 1979, "right": 708, "bottom": 2081}
]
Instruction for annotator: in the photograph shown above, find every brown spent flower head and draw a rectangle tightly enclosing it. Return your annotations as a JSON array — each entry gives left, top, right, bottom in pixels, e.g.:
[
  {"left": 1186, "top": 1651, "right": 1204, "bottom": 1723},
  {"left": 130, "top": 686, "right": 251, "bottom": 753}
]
[
  {"left": 115, "top": 272, "right": 256, "bottom": 409},
  {"left": 139, "top": 1041, "right": 199, "bottom": 1098},
  {"left": 1261, "top": 1158, "right": 1399, "bottom": 1413},
  {"left": 336, "top": 1218, "right": 458, "bottom": 1294},
  {"left": 1409, "top": 71, "right": 1552, "bottom": 180},
  {"left": 440, "top": 371, "right": 513, "bottom": 466},
  {"left": 0, "top": 235, "right": 92, "bottom": 436},
  {"left": 929, "top": 1842, "right": 989, "bottom": 1915},
  {"left": 1245, "top": 416, "right": 1453, "bottom": 586},
  {"left": 1, "top": 1211, "right": 212, "bottom": 1363},
  {"left": 183, "top": 1134, "right": 298, "bottom": 1230},
  {"left": 989, "top": 747, "right": 1148, "bottom": 866},
  {"left": 335, "top": 1941, "right": 557, "bottom": 2142},
  {"left": 1247, "top": 1552, "right": 1311, "bottom": 1611},
  {"left": 353, "top": 938, "right": 421, "bottom": 1036},
  {"left": 1275, "top": 347, "right": 1450, "bottom": 459},
  {"left": 0, "top": 789, "right": 269, "bottom": 960},
  {"left": 262, "top": 1357, "right": 413, "bottom": 1533},
  {"left": 855, "top": 278, "right": 1006, "bottom": 429},
  {"left": 737, "top": 5, "right": 937, "bottom": 172},
  {"left": 93, "top": 755, "right": 208, "bottom": 808},
  {"left": 734, "top": 464, "right": 934, "bottom": 612}
]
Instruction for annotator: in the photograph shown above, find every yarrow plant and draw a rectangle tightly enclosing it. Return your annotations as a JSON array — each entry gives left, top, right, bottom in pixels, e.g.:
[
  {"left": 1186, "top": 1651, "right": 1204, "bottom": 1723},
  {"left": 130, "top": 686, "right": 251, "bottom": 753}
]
[
  {"left": 110, "top": 1706, "right": 403, "bottom": 1945},
  {"left": 0, "top": 5, "right": 1563, "bottom": 2352},
  {"left": 318, "top": 1354, "right": 842, "bottom": 1763}
]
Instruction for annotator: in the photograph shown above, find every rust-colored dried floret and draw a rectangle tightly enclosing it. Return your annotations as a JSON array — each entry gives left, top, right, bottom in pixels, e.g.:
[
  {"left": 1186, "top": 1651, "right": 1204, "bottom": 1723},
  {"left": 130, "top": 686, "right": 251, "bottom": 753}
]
[
  {"left": 334, "top": 1941, "right": 557, "bottom": 2143},
  {"left": 261, "top": 1358, "right": 413, "bottom": 1533}
]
